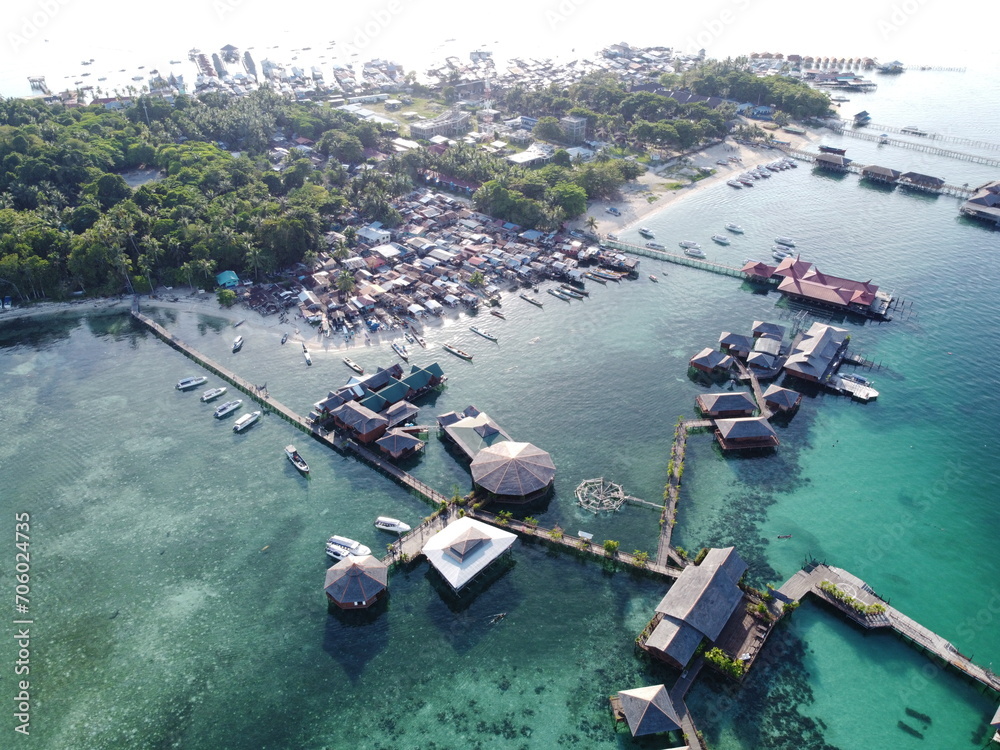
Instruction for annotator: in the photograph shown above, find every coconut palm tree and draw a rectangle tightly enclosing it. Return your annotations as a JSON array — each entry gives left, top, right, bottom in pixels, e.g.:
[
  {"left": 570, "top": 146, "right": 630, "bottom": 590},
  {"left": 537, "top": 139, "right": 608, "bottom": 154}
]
[
  {"left": 585, "top": 216, "right": 598, "bottom": 233},
  {"left": 335, "top": 270, "right": 355, "bottom": 295}
]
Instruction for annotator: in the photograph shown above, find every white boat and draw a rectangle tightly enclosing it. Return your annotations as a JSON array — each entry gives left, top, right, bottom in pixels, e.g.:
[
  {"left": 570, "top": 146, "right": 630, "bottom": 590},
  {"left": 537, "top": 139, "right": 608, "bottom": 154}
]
[
  {"left": 638, "top": 227, "right": 653, "bottom": 237},
  {"left": 648, "top": 274, "right": 658, "bottom": 283},
  {"left": 645, "top": 242, "right": 666, "bottom": 250},
  {"left": 711, "top": 235, "right": 731, "bottom": 245},
  {"left": 775, "top": 236, "right": 796, "bottom": 247},
  {"left": 678, "top": 241, "right": 701, "bottom": 249},
  {"left": 233, "top": 410, "right": 261, "bottom": 432},
  {"left": 415, "top": 335, "right": 427, "bottom": 348},
  {"left": 232, "top": 335, "right": 244, "bottom": 352},
  {"left": 302, "top": 343, "right": 312, "bottom": 366},
  {"left": 285, "top": 445, "right": 309, "bottom": 473},
  {"left": 443, "top": 343, "right": 473, "bottom": 360},
  {"left": 772, "top": 248, "right": 793, "bottom": 261},
  {"left": 200, "top": 387, "right": 227, "bottom": 402},
  {"left": 214, "top": 399, "right": 243, "bottom": 418},
  {"left": 343, "top": 357, "right": 364, "bottom": 374},
  {"left": 325, "top": 535, "right": 372, "bottom": 560},
  {"left": 176, "top": 376, "right": 208, "bottom": 390},
  {"left": 725, "top": 223, "right": 745, "bottom": 233},
  {"left": 470, "top": 325, "right": 498, "bottom": 342},
  {"left": 684, "top": 247, "right": 707, "bottom": 259},
  {"left": 374, "top": 516, "right": 411, "bottom": 534},
  {"left": 392, "top": 342, "right": 409, "bottom": 361},
  {"left": 547, "top": 288, "right": 571, "bottom": 301},
  {"left": 727, "top": 180, "right": 743, "bottom": 188}
]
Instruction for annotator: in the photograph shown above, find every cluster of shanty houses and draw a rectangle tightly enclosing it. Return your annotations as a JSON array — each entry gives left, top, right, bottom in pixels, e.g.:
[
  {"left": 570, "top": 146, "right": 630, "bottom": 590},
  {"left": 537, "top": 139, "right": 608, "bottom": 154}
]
[
  {"left": 289, "top": 188, "right": 634, "bottom": 329},
  {"left": 689, "top": 320, "right": 852, "bottom": 451},
  {"left": 308, "top": 362, "right": 445, "bottom": 458},
  {"left": 741, "top": 254, "right": 893, "bottom": 318},
  {"left": 324, "top": 516, "right": 517, "bottom": 609},
  {"left": 437, "top": 406, "right": 556, "bottom": 503}
]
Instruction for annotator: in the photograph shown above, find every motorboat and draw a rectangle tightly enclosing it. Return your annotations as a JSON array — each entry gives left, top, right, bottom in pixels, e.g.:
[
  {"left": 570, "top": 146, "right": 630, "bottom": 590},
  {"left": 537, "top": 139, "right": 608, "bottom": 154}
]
[
  {"left": 490, "top": 310, "right": 506, "bottom": 320},
  {"left": 725, "top": 223, "right": 745, "bottom": 233},
  {"left": 784, "top": 159, "right": 798, "bottom": 168},
  {"left": 559, "top": 287, "right": 584, "bottom": 299},
  {"left": 678, "top": 241, "right": 701, "bottom": 249},
  {"left": 234, "top": 319, "right": 246, "bottom": 327},
  {"left": 443, "top": 343, "right": 473, "bottom": 360},
  {"left": 638, "top": 227, "right": 654, "bottom": 237},
  {"left": 470, "top": 326, "right": 498, "bottom": 342},
  {"left": 646, "top": 241, "right": 666, "bottom": 250},
  {"left": 404, "top": 332, "right": 415, "bottom": 344},
  {"left": 326, "top": 535, "right": 372, "bottom": 560},
  {"left": 738, "top": 177, "right": 755, "bottom": 186},
  {"left": 648, "top": 274, "right": 658, "bottom": 282},
  {"left": 284, "top": 445, "right": 309, "bottom": 473},
  {"left": 774, "top": 236, "right": 796, "bottom": 247},
  {"left": 232, "top": 335, "right": 244, "bottom": 352},
  {"left": 415, "top": 335, "right": 427, "bottom": 348},
  {"left": 727, "top": 180, "right": 743, "bottom": 188},
  {"left": 176, "top": 376, "right": 208, "bottom": 390},
  {"left": 520, "top": 293, "right": 544, "bottom": 307},
  {"left": 772, "top": 248, "right": 793, "bottom": 261},
  {"left": 303, "top": 344, "right": 312, "bottom": 366},
  {"left": 392, "top": 342, "right": 409, "bottom": 361},
  {"left": 374, "top": 516, "right": 411, "bottom": 534},
  {"left": 684, "top": 247, "right": 707, "bottom": 259},
  {"left": 343, "top": 357, "right": 364, "bottom": 374},
  {"left": 280, "top": 332, "right": 288, "bottom": 344},
  {"left": 200, "top": 387, "right": 227, "bottom": 402},
  {"left": 710, "top": 235, "right": 731, "bottom": 245},
  {"left": 214, "top": 399, "right": 243, "bottom": 418},
  {"left": 233, "top": 410, "right": 261, "bottom": 432}
]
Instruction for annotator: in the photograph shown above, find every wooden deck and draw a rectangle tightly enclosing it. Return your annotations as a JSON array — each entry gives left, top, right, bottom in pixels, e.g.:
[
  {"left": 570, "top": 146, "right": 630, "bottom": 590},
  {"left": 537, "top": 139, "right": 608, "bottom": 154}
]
[
  {"left": 669, "top": 659, "right": 707, "bottom": 749},
  {"left": 777, "top": 563, "right": 1000, "bottom": 694},
  {"left": 734, "top": 361, "right": 773, "bottom": 419},
  {"left": 606, "top": 241, "right": 746, "bottom": 278},
  {"left": 381, "top": 507, "right": 456, "bottom": 566}
]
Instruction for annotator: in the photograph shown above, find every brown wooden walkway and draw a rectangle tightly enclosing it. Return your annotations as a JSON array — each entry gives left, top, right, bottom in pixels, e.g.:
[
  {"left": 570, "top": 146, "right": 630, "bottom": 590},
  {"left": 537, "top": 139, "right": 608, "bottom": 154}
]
[
  {"left": 777, "top": 563, "right": 1000, "bottom": 695},
  {"left": 345, "top": 440, "right": 451, "bottom": 505},
  {"left": 669, "top": 658, "right": 707, "bottom": 749},
  {"left": 655, "top": 418, "right": 713, "bottom": 569},
  {"left": 381, "top": 507, "right": 456, "bottom": 566},
  {"left": 735, "top": 361, "right": 773, "bottom": 419}
]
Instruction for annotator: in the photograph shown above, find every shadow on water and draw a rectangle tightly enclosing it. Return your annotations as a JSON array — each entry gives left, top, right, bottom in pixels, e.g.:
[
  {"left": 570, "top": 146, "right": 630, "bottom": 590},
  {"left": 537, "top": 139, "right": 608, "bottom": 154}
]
[
  {"left": 0, "top": 313, "right": 78, "bottom": 349},
  {"left": 856, "top": 177, "right": 897, "bottom": 194},
  {"left": 321, "top": 596, "right": 389, "bottom": 683}
]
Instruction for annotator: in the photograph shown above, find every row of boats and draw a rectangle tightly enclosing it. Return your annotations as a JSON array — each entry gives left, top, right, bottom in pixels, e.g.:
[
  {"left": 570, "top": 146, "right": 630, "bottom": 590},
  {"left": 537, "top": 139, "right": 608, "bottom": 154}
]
[
  {"left": 726, "top": 158, "right": 797, "bottom": 189},
  {"left": 176, "top": 376, "right": 262, "bottom": 431}
]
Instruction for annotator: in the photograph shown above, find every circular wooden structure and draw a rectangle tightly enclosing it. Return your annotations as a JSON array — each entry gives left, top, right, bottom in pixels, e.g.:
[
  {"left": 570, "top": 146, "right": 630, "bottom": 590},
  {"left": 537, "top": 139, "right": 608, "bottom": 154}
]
[{"left": 575, "top": 478, "right": 628, "bottom": 513}]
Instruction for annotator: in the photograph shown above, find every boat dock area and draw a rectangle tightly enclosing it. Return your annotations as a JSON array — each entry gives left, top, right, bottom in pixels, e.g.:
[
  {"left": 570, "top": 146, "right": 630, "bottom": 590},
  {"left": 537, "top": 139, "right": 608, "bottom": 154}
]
[
  {"left": 776, "top": 562, "right": 1000, "bottom": 695},
  {"left": 826, "top": 374, "right": 879, "bottom": 401},
  {"left": 604, "top": 240, "right": 745, "bottom": 278}
]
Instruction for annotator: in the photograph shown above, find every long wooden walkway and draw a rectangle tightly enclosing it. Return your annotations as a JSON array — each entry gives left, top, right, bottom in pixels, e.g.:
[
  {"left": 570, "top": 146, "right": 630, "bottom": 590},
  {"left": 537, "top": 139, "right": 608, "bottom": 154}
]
[
  {"left": 864, "top": 122, "right": 1000, "bottom": 152},
  {"left": 777, "top": 563, "right": 1000, "bottom": 695},
  {"left": 345, "top": 440, "right": 451, "bottom": 505},
  {"left": 824, "top": 125, "right": 1000, "bottom": 169},
  {"left": 606, "top": 241, "right": 746, "bottom": 278},
  {"left": 735, "top": 361, "right": 773, "bottom": 419},
  {"left": 669, "top": 658, "right": 707, "bottom": 749}
]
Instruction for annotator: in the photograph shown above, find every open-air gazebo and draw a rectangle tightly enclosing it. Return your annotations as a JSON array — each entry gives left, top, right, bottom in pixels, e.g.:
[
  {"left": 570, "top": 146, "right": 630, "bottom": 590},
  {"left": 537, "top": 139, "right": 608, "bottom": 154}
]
[{"left": 324, "top": 555, "right": 388, "bottom": 610}]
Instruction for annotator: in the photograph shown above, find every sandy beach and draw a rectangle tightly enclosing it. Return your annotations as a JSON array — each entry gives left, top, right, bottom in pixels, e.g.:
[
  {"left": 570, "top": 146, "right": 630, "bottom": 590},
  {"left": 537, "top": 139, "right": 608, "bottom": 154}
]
[{"left": 566, "top": 127, "right": 821, "bottom": 236}]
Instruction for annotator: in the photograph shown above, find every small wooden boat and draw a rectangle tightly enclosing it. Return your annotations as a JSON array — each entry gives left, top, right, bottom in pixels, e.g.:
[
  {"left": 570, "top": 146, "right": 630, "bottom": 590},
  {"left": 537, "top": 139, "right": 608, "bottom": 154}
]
[
  {"left": 443, "top": 343, "right": 473, "bottom": 360},
  {"left": 520, "top": 293, "right": 544, "bottom": 307},
  {"left": 559, "top": 287, "right": 584, "bottom": 299},
  {"left": 561, "top": 284, "right": 588, "bottom": 296},
  {"left": 303, "top": 345, "right": 311, "bottom": 366},
  {"left": 649, "top": 274, "right": 658, "bottom": 283},
  {"left": 777, "top": 534, "right": 793, "bottom": 539},
  {"left": 470, "top": 326, "right": 498, "bottom": 342},
  {"left": 234, "top": 319, "right": 246, "bottom": 327},
  {"left": 490, "top": 310, "right": 506, "bottom": 320},
  {"left": 584, "top": 272, "right": 607, "bottom": 284},
  {"left": 343, "top": 357, "right": 364, "bottom": 374},
  {"left": 547, "top": 288, "right": 571, "bottom": 301},
  {"left": 280, "top": 332, "right": 288, "bottom": 345}
]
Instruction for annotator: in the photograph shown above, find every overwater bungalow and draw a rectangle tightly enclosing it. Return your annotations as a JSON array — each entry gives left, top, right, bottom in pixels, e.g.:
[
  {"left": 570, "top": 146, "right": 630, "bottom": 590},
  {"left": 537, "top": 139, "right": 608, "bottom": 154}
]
[
  {"left": 714, "top": 417, "right": 780, "bottom": 450},
  {"left": 815, "top": 153, "right": 851, "bottom": 172},
  {"left": 422, "top": 517, "right": 516, "bottom": 593},
  {"left": 375, "top": 428, "right": 426, "bottom": 460},
  {"left": 689, "top": 347, "right": 734, "bottom": 375},
  {"left": 783, "top": 322, "right": 849, "bottom": 383},
  {"left": 861, "top": 165, "right": 901, "bottom": 185},
  {"left": 470, "top": 441, "right": 556, "bottom": 503},
  {"left": 324, "top": 555, "right": 388, "bottom": 609},
  {"left": 763, "top": 384, "right": 803, "bottom": 413},
  {"left": 899, "top": 171, "right": 945, "bottom": 193},
  {"left": 612, "top": 684, "right": 682, "bottom": 737},
  {"left": 695, "top": 392, "right": 757, "bottom": 419},
  {"left": 329, "top": 401, "right": 389, "bottom": 443},
  {"left": 641, "top": 547, "right": 748, "bottom": 668},
  {"left": 437, "top": 406, "right": 512, "bottom": 460},
  {"left": 740, "top": 260, "right": 778, "bottom": 281},
  {"left": 751, "top": 321, "right": 785, "bottom": 341},
  {"left": 718, "top": 332, "right": 753, "bottom": 357}
]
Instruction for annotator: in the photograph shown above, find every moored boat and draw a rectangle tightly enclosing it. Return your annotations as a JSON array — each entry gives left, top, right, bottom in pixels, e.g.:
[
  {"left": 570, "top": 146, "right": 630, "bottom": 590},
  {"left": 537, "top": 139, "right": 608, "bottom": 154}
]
[
  {"left": 200, "top": 387, "right": 227, "bottom": 402},
  {"left": 649, "top": 274, "right": 658, "bottom": 282},
  {"left": 303, "top": 345, "right": 312, "bottom": 366},
  {"left": 343, "top": 357, "right": 364, "bottom": 374},
  {"left": 727, "top": 179, "right": 743, "bottom": 188},
  {"left": 415, "top": 335, "right": 427, "bottom": 348},
  {"left": 490, "top": 310, "right": 506, "bottom": 320},
  {"left": 443, "top": 343, "right": 473, "bottom": 360},
  {"left": 547, "top": 288, "right": 571, "bottom": 301},
  {"left": 214, "top": 399, "right": 243, "bottom": 418},
  {"left": 561, "top": 283, "right": 588, "bottom": 296},
  {"left": 470, "top": 325, "right": 498, "bottom": 341},
  {"left": 710, "top": 234, "right": 731, "bottom": 245},
  {"left": 684, "top": 247, "right": 707, "bottom": 259},
  {"left": 559, "top": 287, "right": 584, "bottom": 299},
  {"left": 392, "top": 342, "right": 409, "bottom": 361},
  {"left": 233, "top": 410, "right": 261, "bottom": 432},
  {"left": 234, "top": 319, "right": 246, "bottom": 327},
  {"left": 646, "top": 241, "right": 666, "bottom": 250},
  {"left": 638, "top": 227, "right": 654, "bottom": 237},
  {"left": 520, "top": 293, "right": 544, "bottom": 307},
  {"left": 772, "top": 247, "right": 793, "bottom": 260},
  {"left": 584, "top": 272, "right": 607, "bottom": 284},
  {"left": 280, "top": 332, "right": 288, "bottom": 345},
  {"left": 176, "top": 376, "right": 208, "bottom": 390},
  {"left": 285, "top": 444, "right": 309, "bottom": 473},
  {"left": 232, "top": 335, "right": 244, "bottom": 352},
  {"left": 326, "top": 535, "right": 372, "bottom": 560},
  {"left": 679, "top": 241, "right": 701, "bottom": 249},
  {"left": 725, "top": 223, "right": 745, "bottom": 233},
  {"left": 374, "top": 516, "right": 411, "bottom": 534},
  {"left": 774, "top": 236, "right": 796, "bottom": 247}
]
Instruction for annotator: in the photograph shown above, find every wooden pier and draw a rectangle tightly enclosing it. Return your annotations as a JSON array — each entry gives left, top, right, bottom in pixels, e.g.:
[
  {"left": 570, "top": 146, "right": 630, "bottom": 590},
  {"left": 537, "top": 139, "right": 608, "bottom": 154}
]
[
  {"left": 734, "top": 361, "right": 773, "bottom": 419},
  {"left": 605, "top": 241, "right": 746, "bottom": 278},
  {"left": 669, "top": 659, "right": 708, "bottom": 749},
  {"left": 825, "top": 125, "right": 1000, "bottom": 169},
  {"left": 777, "top": 562, "right": 1000, "bottom": 695},
  {"left": 863, "top": 122, "right": 1000, "bottom": 152}
]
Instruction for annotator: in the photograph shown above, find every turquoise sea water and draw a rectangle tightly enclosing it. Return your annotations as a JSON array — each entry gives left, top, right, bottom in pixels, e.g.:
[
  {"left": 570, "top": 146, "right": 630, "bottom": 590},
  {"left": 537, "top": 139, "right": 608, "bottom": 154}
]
[{"left": 3, "top": 72, "right": 1000, "bottom": 748}]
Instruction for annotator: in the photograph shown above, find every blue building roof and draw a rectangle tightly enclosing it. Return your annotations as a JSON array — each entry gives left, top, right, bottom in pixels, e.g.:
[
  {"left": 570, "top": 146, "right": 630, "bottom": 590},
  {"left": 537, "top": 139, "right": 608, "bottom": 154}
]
[{"left": 216, "top": 270, "right": 239, "bottom": 288}]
